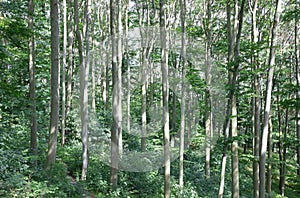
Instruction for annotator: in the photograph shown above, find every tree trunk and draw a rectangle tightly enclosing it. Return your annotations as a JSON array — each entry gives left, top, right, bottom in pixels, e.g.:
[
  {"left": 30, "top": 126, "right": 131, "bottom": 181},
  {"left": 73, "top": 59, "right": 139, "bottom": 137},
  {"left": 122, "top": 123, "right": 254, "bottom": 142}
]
[
  {"left": 125, "top": 2, "right": 130, "bottom": 134},
  {"left": 267, "top": 117, "right": 272, "bottom": 196},
  {"left": 218, "top": 0, "right": 235, "bottom": 195},
  {"left": 81, "top": 0, "right": 91, "bottom": 181},
  {"left": 110, "top": 0, "right": 120, "bottom": 190},
  {"left": 141, "top": 31, "right": 147, "bottom": 151},
  {"left": 295, "top": 2, "right": 300, "bottom": 177},
  {"left": 117, "top": 0, "right": 123, "bottom": 155},
  {"left": 231, "top": 0, "right": 246, "bottom": 196},
  {"left": 278, "top": 82, "right": 284, "bottom": 195},
  {"left": 74, "top": 0, "right": 90, "bottom": 181},
  {"left": 251, "top": 0, "right": 260, "bottom": 197},
  {"left": 179, "top": 0, "right": 186, "bottom": 188},
  {"left": 61, "top": 0, "right": 67, "bottom": 146},
  {"left": 259, "top": 0, "right": 282, "bottom": 197},
  {"left": 160, "top": 0, "right": 170, "bottom": 197},
  {"left": 46, "top": 0, "right": 60, "bottom": 168},
  {"left": 66, "top": 0, "right": 74, "bottom": 122},
  {"left": 204, "top": 0, "right": 212, "bottom": 180},
  {"left": 218, "top": 0, "right": 245, "bottom": 196},
  {"left": 28, "top": 0, "right": 37, "bottom": 157},
  {"left": 91, "top": 25, "right": 96, "bottom": 110}
]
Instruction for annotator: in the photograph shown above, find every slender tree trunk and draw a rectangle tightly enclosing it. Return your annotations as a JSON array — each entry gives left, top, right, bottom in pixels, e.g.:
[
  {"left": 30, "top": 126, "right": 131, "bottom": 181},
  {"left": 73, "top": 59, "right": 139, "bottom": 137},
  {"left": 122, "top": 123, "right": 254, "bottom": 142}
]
[
  {"left": 231, "top": 0, "right": 246, "bottom": 196},
  {"left": 295, "top": 2, "right": 300, "bottom": 177},
  {"left": 267, "top": 117, "right": 272, "bottom": 196},
  {"left": 179, "top": 0, "right": 186, "bottom": 188},
  {"left": 259, "top": 0, "right": 282, "bottom": 197},
  {"left": 74, "top": 0, "right": 90, "bottom": 181},
  {"left": 81, "top": 0, "right": 91, "bottom": 181},
  {"left": 160, "top": 0, "right": 170, "bottom": 197},
  {"left": 110, "top": 0, "right": 119, "bottom": 190},
  {"left": 28, "top": 0, "right": 37, "bottom": 157},
  {"left": 251, "top": 0, "right": 260, "bottom": 196},
  {"left": 280, "top": 68, "right": 291, "bottom": 195},
  {"left": 278, "top": 82, "right": 284, "bottom": 195},
  {"left": 141, "top": 45, "right": 147, "bottom": 151},
  {"left": 218, "top": 0, "right": 245, "bottom": 196},
  {"left": 61, "top": 0, "right": 67, "bottom": 146},
  {"left": 117, "top": 0, "right": 123, "bottom": 155},
  {"left": 91, "top": 25, "right": 96, "bottom": 110},
  {"left": 125, "top": 2, "right": 130, "bottom": 134},
  {"left": 66, "top": 0, "right": 74, "bottom": 121},
  {"left": 204, "top": 0, "right": 212, "bottom": 180},
  {"left": 218, "top": 0, "right": 235, "bottom": 195},
  {"left": 46, "top": 0, "right": 60, "bottom": 168}
]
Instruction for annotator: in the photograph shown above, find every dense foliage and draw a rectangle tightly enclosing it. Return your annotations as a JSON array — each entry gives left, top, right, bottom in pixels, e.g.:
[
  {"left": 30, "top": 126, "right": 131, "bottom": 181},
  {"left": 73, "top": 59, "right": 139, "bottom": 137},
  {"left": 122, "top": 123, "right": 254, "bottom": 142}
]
[{"left": 0, "top": 0, "right": 299, "bottom": 197}]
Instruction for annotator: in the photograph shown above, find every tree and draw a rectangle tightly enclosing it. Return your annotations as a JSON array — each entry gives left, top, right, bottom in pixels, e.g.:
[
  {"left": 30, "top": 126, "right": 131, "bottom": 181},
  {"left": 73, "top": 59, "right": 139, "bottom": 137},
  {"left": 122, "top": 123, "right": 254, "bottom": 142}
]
[
  {"left": 250, "top": 0, "right": 260, "bottom": 197},
  {"left": 46, "top": 0, "right": 60, "bottom": 168},
  {"left": 259, "top": 0, "right": 282, "bottom": 197},
  {"left": 117, "top": 0, "right": 123, "bottom": 155},
  {"left": 81, "top": 0, "right": 91, "bottom": 181},
  {"left": 110, "top": 0, "right": 121, "bottom": 189},
  {"left": 61, "top": 0, "right": 67, "bottom": 146},
  {"left": 28, "top": 0, "right": 37, "bottom": 157},
  {"left": 204, "top": 0, "right": 212, "bottom": 180},
  {"left": 218, "top": 0, "right": 246, "bottom": 196},
  {"left": 66, "top": 0, "right": 74, "bottom": 123},
  {"left": 160, "top": 0, "right": 170, "bottom": 197},
  {"left": 179, "top": 0, "right": 186, "bottom": 188},
  {"left": 231, "top": 0, "right": 246, "bottom": 197},
  {"left": 295, "top": 1, "right": 300, "bottom": 177},
  {"left": 74, "top": 0, "right": 91, "bottom": 181}
]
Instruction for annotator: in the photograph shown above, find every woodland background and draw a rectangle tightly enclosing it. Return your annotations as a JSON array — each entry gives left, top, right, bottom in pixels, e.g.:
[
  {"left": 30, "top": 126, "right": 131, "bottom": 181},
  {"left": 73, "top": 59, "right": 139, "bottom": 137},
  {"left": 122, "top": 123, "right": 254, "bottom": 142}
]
[{"left": 0, "top": 0, "right": 300, "bottom": 197}]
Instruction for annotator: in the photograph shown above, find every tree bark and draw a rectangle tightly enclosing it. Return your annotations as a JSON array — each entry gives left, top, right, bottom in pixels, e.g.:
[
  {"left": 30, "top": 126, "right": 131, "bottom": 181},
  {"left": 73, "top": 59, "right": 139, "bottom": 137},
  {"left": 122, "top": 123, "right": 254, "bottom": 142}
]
[
  {"left": 277, "top": 82, "right": 284, "bottom": 195},
  {"left": 231, "top": 0, "right": 246, "bottom": 196},
  {"left": 259, "top": 0, "right": 282, "bottom": 197},
  {"left": 117, "top": 0, "right": 123, "bottom": 155},
  {"left": 110, "top": 0, "right": 120, "bottom": 190},
  {"left": 267, "top": 117, "right": 272, "bottom": 196},
  {"left": 28, "top": 0, "right": 37, "bottom": 157},
  {"left": 251, "top": 0, "right": 260, "bottom": 197},
  {"left": 295, "top": 2, "right": 300, "bottom": 177},
  {"left": 81, "top": 0, "right": 91, "bottom": 181},
  {"left": 218, "top": 0, "right": 235, "bottom": 195},
  {"left": 218, "top": 0, "right": 245, "bottom": 196},
  {"left": 66, "top": 0, "right": 74, "bottom": 122},
  {"left": 179, "top": 0, "right": 186, "bottom": 188},
  {"left": 61, "top": 0, "right": 67, "bottom": 146},
  {"left": 204, "top": 0, "right": 212, "bottom": 180},
  {"left": 160, "top": 0, "right": 170, "bottom": 197},
  {"left": 46, "top": 0, "right": 60, "bottom": 168},
  {"left": 74, "top": 0, "right": 90, "bottom": 181}
]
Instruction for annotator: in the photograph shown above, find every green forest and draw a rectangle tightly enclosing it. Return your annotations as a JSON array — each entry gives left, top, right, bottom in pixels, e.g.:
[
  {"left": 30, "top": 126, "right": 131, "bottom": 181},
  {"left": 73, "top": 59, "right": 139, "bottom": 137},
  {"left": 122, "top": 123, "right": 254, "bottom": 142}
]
[{"left": 0, "top": 0, "right": 300, "bottom": 197}]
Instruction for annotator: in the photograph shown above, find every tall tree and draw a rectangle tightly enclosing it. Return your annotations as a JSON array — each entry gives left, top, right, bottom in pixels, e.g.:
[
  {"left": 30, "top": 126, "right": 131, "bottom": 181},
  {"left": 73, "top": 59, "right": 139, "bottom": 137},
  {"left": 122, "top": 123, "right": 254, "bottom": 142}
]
[
  {"left": 46, "top": 0, "right": 60, "bottom": 168},
  {"left": 110, "top": 0, "right": 121, "bottom": 189},
  {"left": 218, "top": 0, "right": 246, "bottom": 196},
  {"left": 117, "top": 0, "right": 123, "bottom": 155},
  {"left": 204, "top": 0, "right": 212, "bottom": 180},
  {"left": 74, "top": 0, "right": 91, "bottom": 180},
  {"left": 66, "top": 0, "right": 74, "bottom": 122},
  {"left": 251, "top": 0, "right": 260, "bottom": 197},
  {"left": 28, "top": 0, "right": 37, "bottom": 157},
  {"left": 160, "top": 0, "right": 170, "bottom": 197},
  {"left": 218, "top": 0, "right": 236, "bottom": 194},
  {"left": 179, "top": 0, "right": 186, "bottom": 188},
  {"left": 259, "top": 0, "right": 282, "bottom": 197},
  {"left": 81, "top": 0, "right": 91, "bottom": 181},
  {"left": 295, "top": 1, "right": 300, "bottom": 177},
  {"left": 61, "top": 0, "right": 67, "bottom": 146},
  {"left": 231, "top": 0, "right": 246, "bottom": 197}
]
